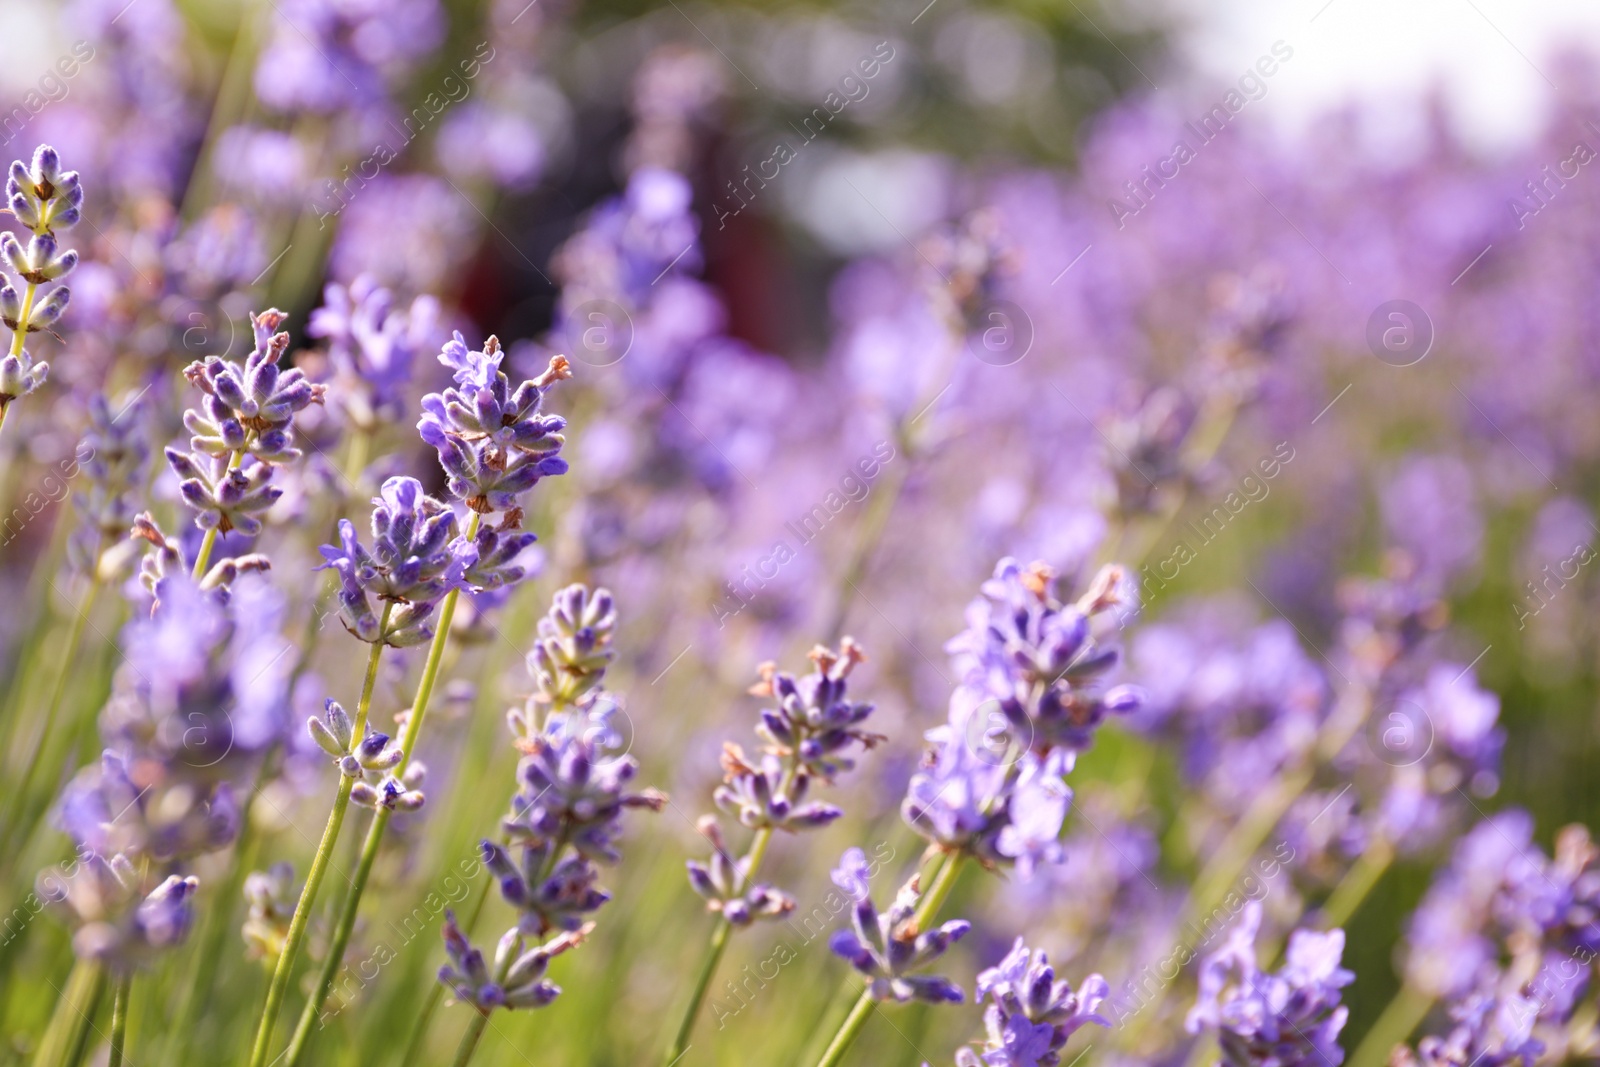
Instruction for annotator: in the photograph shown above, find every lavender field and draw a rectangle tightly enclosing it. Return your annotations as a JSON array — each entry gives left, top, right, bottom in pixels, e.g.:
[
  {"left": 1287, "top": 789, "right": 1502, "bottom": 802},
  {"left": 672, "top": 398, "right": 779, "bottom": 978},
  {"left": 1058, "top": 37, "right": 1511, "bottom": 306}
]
[{"left": 0, "top": 0, "right": 1597, "bottom": 1065}]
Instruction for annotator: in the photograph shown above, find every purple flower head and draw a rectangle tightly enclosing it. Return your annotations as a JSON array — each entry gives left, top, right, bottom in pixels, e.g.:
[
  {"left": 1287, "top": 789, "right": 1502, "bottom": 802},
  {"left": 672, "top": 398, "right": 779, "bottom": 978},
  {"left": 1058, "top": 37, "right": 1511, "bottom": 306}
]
[
  {"left": 947, "top": 559, "right": 1142, "bottom": 758},
  {"left": 752, "top": 638, "right": 882, "bottom": 781},
  {"left": 417, "top": 334, "right": 570, "bottom": 514},
  {"left": 684, "top": 817, "right": 797, "bottom": 927},
  {"left": 308, "top": 274, "right": 439, "bottom": 429},
  {"left": 1, "top": 147, "right": 81, "bottom": 401},
  {"left": 514, "top": 585, "right": 617, "bottom": 722},
  {"left": 437, "top": 910, "right": 588, "bottom": 1013},
  {"left": 826, "top": 848, "right": 970, "bottom": 1004},
  {"left": 1100, "top": 386, "right": 1196, "bottom": 519},
  {"left": 712, "top": 743, "right": 843, "bottom": 832},
  {"left": 40, "top": 853, "right": 200, "bottom": 972},
  {"left": 129, "top": 512, "right": 272, "bottom": 612},
  {"left": 967, "top": 938, "right": 1109, "bottom": 1066},
  {"left": 1393, "top": 969, "right": 1544, "bottom": 1067},
  {"left": 70, "top": 390, "right": 150, "bottom": 575},
  {"left": 180, "top": 308, "right": 325, "bottom": 464},
  {"left": 1186, "top": 901, "right": 1353, "bottom": 1067},
  {"left": 501, "top": 726, "right": 664, "bottom": 869},
  {"left": 317, "top": 476, "right": 465, "bottom": 646},
  {"left": 254, "top": 0, "right": 444, "bottom": 117}
]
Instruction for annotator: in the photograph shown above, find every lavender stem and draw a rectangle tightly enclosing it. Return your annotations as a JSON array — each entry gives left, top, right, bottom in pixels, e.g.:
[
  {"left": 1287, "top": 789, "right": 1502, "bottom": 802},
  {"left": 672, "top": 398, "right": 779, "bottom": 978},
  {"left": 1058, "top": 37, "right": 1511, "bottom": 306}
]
[
  {"left": 283, "top": 512, "right": 481, "bottom": 1067},
  {"left": 246, "top": 603, "right": 391, "bottom": 1067}
]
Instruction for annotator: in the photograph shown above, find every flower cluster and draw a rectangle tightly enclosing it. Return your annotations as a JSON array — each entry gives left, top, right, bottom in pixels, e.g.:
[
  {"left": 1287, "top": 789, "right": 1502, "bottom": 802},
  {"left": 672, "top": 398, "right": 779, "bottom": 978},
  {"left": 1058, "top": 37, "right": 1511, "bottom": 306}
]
[
  {"left": 827, "top": 847, "right": 970, "bottom": 1004},
  {"left": 166, "top": 309, "right": 324, "bottom": 537},
  {"left": 440, "top": 585, "right": 661, "bottom": 1017},
  {"left": 437, "top": 911, "right": 589, "bottom": 1013},
  {"left": 418, "top": 334, "right": 571, "bottom": 513},
  {"left": 241, "top": 862, "right": 297, "bottom": 965},
  {"left": 686, "top": 640, "right": 881, "bottom": 925},
  {"left": 307, "top": 698, "right": 424, "bottom": 812},
  {"left": 69, "top": 391, "right": 150, "bottom": 576},
  {"left": 38, "top": 852, "right": 198, "bottom": 974},
  {"left": 1, "top": 145, "right": 81, "bottom": 414},
  {"left": 946, "top": 559, "right": 1143, "bottom": 757},
  {"left": 129, "top": 511, "right": 272, "bottom": 610},
  {"left": 1185, "top": 901, "right": 1353, "bottom": 1067},
  {"left": 317, "top": 476, "right": 465, "bottom": 646},
  {"left": 953, "top": 938, "right": 1109, "bottom": 1067},
  {"left": 307, "top": 274, "right": 439, "bottom": 431}
]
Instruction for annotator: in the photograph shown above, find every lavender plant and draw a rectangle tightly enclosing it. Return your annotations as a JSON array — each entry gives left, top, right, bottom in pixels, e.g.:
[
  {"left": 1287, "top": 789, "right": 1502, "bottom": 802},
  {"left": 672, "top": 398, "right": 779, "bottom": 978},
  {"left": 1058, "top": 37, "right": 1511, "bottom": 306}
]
[{"left": 0, "top": 145, "right": 79, "bottom": 439}]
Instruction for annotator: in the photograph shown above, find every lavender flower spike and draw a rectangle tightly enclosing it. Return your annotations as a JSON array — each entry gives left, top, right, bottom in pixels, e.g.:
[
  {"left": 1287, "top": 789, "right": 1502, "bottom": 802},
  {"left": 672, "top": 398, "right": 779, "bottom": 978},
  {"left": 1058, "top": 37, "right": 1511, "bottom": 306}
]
[
  {"left": 317, "top": 476, "right": 466, "bottom": 646},
  {"left": 1, "top": 145, "right": 83, "bottom": 417},
  {"left": 826, "top": 847, "right": 970, "bottom": 1005},
  {"left": 437, "top": 910, "right": 591, "bottom": 1013},
  {"left": 1186, "top": 901, "right": 1354, "bottom": 1067},
  {"left": 417, "top": 333, "right": 570, "bottom": 512},
  {"left": 964, "top": 938, "right": 1109, "bottom": 1067}
]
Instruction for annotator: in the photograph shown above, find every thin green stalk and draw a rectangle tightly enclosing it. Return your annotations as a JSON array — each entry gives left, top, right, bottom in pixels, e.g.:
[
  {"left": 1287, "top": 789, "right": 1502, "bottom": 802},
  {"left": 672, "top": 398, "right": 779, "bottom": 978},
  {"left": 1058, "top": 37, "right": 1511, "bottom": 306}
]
[
  {"left": 246, "top": 613, "right": 391, "bottom": 1067},
  {"left": 1319, "top": 837, "right": 1393, "bottom": 931},
  {"left": 283, "top": 514, "right": 481, "bottom": 1066},
  {"left": 1347, "top": 982, "right": 1433, "bottom": 1067},
  {"left": 0, "top": 567, "right": 101, "bottom": 862},
  {"left": 33, "top": 959, "right": 105, "bottom": 1067},
  {"left": 662, "top": 761, "right": 795, "bottom": 1065},
  {"left": 107, "top": 974, "right": 131, "bottom": 1067},
  {"left": 10, "top": 281, "right": 36, "bottom": 357},
  {"left": 812, "top": 853, "right": 964, "bottom": 1067},
  {"left": 191, "top": 450, "right": 245, "bottom": 579}
]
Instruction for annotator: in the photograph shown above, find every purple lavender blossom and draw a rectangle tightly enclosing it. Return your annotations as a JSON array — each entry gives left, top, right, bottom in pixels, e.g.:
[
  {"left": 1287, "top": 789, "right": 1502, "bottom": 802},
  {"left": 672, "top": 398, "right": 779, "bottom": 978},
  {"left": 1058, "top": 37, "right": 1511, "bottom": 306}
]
[
  {"left": 1186, "top": 901, "right": 1353, "bottom": 1067},
  {"left": 961, "top": 937, "right": 1109, "bottom": 1066},
  {"left": 437, "top": 910, "right": 589, "bottom": 1013},
  {"left": 417, "top": 335, "right": 570, "bottom": 513},
  {"left": 1, "top": 145, "right": 82, "bottom": 412},
  {"left": 39, "top": 852, "right": 199, "bottom": 972},
  {"left": 947, "top": 558, "right": 1143, "bottom": 758},
  {"left": 1392, "top": 971, "right": 1543, "bottom": 1067},
  {"left": 307, "top": 274, "right": 438, "bottom": 430},
  {"left": 69, "top": 390, "right": 149, "bottom": 575},
  {"left": 826, "top": 847, "right": 970, "bottom": 1004},
  {"left": 317, "top": 476, "right": 466, "bottom": 646}
]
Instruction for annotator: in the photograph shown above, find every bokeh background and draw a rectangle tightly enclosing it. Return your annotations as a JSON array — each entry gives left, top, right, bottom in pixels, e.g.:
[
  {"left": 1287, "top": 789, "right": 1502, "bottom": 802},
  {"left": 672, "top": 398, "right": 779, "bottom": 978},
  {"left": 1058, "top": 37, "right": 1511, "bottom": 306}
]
[{"left": 3, "top": 0, "right": 1600, "bottom": 1064}]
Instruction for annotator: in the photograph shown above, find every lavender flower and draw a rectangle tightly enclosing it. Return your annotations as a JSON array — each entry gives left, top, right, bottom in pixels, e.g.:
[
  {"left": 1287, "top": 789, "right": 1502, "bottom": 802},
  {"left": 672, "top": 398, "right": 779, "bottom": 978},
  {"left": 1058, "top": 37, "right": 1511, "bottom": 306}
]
[
  {"left": 129, "top": 511, "right": 272, "bottom": 608},
  {"left": 306, "top": 698, "right": 423, "bottom": 811},
  {"left": 69, "top": 391, "right": 150, "bottom": 575},
  {"left": 166, "top": 309, "right": 321, "bottom": 537},
  {"left": 958, "top": 938, "right": 1109, "bottom": 1067},
  {"left": 510, "top": 585, "right": 618, "bottom": 727},
  {"left": 417, "top": 334, "right": 570, "bottom": 513},
  {"left": 38, "top": 856, "right": 199, "bottom": 973},
  {"left": 242, "top": 862, "right": 297, "bottom": 964},
  {"left": 1392, "top": 970, "right": 1543, "bottom": 1067},
  {"left": 1185, "top": 901, "right": 1353, "bottom": 1067},
  {"left": 902, "top": 691, "right": 1075, "bottom": 878},
  {"left": 684, "top": 641, "right": 882, "bottom": 919},
  {"left": 307, "top": 274, "right": 438, "bottom": 430},
  {"left": 946, "top": 559, "right": 1143, "bottom": 758},
  {"left": 685, "top": 817, "right": 795, "bottom": 927},
  {"left": 1, "top": 145, "right": 82, "bottom": 414},
  {"left": 317, "top": 476, "right": 465, "bottom": 646},
  {"left": 437, "top": 911, "right": 588, "bottom": 1013},
  {"left": 826, "top": 847, "right": 970, "bottom": 1004}
]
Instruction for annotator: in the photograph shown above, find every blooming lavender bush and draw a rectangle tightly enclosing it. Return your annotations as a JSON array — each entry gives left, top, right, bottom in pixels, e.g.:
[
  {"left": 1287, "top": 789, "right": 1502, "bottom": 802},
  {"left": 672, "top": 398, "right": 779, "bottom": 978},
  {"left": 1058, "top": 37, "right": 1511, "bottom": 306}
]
[{"left": 4, "top": 5, "right": 1600, "bottom": 1067}]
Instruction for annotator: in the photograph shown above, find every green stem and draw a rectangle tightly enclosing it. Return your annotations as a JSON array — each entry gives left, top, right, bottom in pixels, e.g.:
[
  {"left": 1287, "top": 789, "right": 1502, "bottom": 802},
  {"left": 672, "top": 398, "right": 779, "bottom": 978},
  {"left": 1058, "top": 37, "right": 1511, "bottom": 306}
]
[
  {"left": 32, "top": 960, "right": 101, "bottom": 1067},
  {"left": 246, "top": 616, "right": 390, "bottom": 1067},
  {"left": 107, "top": 974, "right": 131, "bottom": 1067},
  {"left": 0, "top": 568, "right": 101, "bottom": 863},
  {"left": 814, "top": 990, "right": 877, "bottom": 1067},
  {"left": 1319, "top": 837, "right": 1393, "bottom": 932},
  {"left": 450, "top": 947, "right": 516, "bottom": 1067},
  {"left": 192, "top": 450, "right": 246, "bottom": 579},
  {"left": 663, "top": 757, "right": 797, "bottom": 1065},
  {"left": 665, "top": 917, "right": 734, "bottom": 1063},
  {"left": 811, "top": 853, "right": 964, "bottom": 1067},
  {"left": 10, "top": 281, "right": 36, "bottom": 357},
  {"left": 283, "top": 514, "right": 480, "bottom": 1066},
  {"left": 1347, "top": 982, "right": 1434, "bottom": 1067}
]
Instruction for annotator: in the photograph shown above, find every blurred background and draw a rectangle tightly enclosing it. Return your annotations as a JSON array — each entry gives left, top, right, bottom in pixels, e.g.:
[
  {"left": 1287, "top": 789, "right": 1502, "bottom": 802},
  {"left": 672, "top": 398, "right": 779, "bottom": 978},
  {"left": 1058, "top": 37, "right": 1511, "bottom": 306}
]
[{"left": 3, "top": 0, "right": 1600, "bottom": 1064}]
